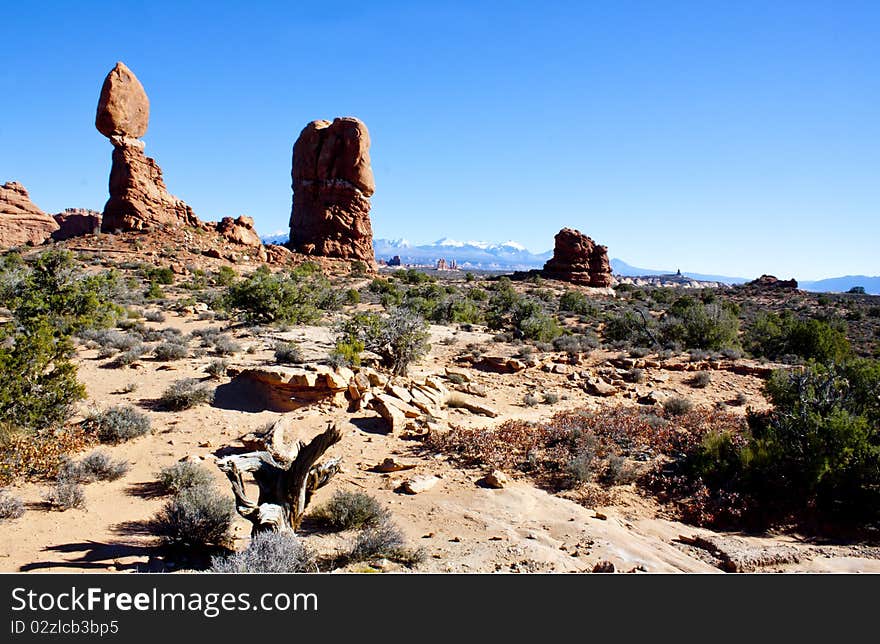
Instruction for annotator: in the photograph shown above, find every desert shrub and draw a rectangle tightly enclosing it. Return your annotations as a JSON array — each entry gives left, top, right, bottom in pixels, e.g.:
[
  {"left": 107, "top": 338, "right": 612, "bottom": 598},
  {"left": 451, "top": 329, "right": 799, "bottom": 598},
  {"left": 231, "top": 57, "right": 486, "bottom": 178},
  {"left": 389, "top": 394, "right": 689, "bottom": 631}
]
[
  {"left": 145, "top": 310, "right": 166, "bottom": 322},
  {"left": 346, "top": 520, "right": 424, "bottom": 567},
  {"left": 206, "top": 359, "right": 228, "bottom": 379},
  {"left": 343, "top": 288, "right": 361, "bottom": 306},
  {"left": 603, "top": 454, "right": 636, "bottom": 485},
  {"left": 349, "top": 260, "right": 369, "bottom": 277},
  {"left": 0, "top": 490, "right": 25, "bottom": 521},
  {"left": 9, "top": 249, "right": 122, "bottom": 335},
  {"left": 518, "top": 310, "right": 564, "bottom": 342},
  {"left": 663, "top": 397, "right": 694, "bottom": 417},
  {"left": 542, "top": 392, "right": 560, "bottom": 405},
  {"left": 61, "top": 451, "right": 129, "bottom": 483},
  {"left": 0, "top": 320, "right": 85, "bottom": 431},
  {"left": 211, "top": 531, "right": 316, "bottom": 573},
  {"left": 151, "top": 485, "right": 234, "bottom": 548},
  {"left": 83, "top": 329, "right": 141, "bottom": 353},
  {"left": 334, "top": 308, "right": 430, "bottom": 376},
  {"left": 399, "top": 268, "right": 433, "bottom": 285},
  {"left": 329, "top": 339, "right": 363, "bottom": 368},
  {"left": 144, "top": 266, "right": 175, "bottom": 285},
  {"left": 552, "top": 333, "right": 597, "bottom": 356},
  {"left": 144, "top": 282, "right": 165, "bottom": 299},
  {"left": 212, "top": 335, "right": 241, "bottom": 356},
  {"left": 847, "top": 286, "right": 866, "bottom": 295},
  {"left": 215, "top": 266, "right": 237, "bottom": 286},
  {"left": 523, "top": 393, "right": 540, "bottom": 407},
  {"left": 156, "top": 461, "right": 214, "bottom": 495},
  {"left": 690, "top": 371, "right": 712, "bottom": 388},
  {"left": 745, "top": 313, "right": 851, "bottom": 363},
  {"left": 732, "top": 392, "right": 748, "bottom": 406},
  {"left": 660, "top": 297, "right": 740, "bottom": 351},
  {"left": 624, "top": 368, "right": 645, "bottom": 384},
  {"left": 44, "top": 480, "right": 86, "bottom": 511},
  {"left": 109, "top": 343, "right": 146, "bottom": 367},
  {"left": 603, "top": 309, "right": 656, "bottom": 347},
  {"left": 153, "top": 341, "right": 189, "bottom": 361},
  {"left": 274, "top": 341, "right": 304, "bottom": 364},
  {"left": 86, "top": 406, "right": 151, "bottom": 443},
  {"left": 159, "top": 379, "right": 214, "bottom": 411},
  {"left": 221, "top": 265, "right": 336, "bottom": 325},
  {"left": 747, "top": 361, "right": 880, "bottom": 519},
  {"left": 656, "top": 359, "right": 880, "bottom": 529},
  {"left": 559, "top": 290, "right": 597, "bottom": 316},
  {"left": 312, "top": 490, "right": 390, "bottom": 531}
]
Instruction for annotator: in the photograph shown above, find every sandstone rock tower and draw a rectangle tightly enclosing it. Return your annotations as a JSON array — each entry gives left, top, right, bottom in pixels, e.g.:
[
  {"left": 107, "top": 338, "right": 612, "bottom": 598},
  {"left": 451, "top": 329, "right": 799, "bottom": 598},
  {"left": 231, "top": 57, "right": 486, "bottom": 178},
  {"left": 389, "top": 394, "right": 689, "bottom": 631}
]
[
  {"left": 289, "top": 117, "right": 376, "bottom": 267},
  {"left": 0, "top": 181, "right": 60, "bottom": 247},
  {"left": 543, "top": 227, "right": 613, "bottom": 287},
  {"left": 96, "top": 62, "right": 198, "bottom": 232}
]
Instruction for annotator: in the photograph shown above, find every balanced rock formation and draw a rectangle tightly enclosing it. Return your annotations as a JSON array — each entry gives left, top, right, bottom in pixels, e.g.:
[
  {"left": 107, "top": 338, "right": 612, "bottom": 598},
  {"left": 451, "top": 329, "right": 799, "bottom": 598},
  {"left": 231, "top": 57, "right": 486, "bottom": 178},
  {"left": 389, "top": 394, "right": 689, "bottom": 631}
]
[
  {"left": 96, "top": 62, "right": 198, "bottom": 233},
  {"left": 289, "top": 117, "right": 376, "bottom": 267},
  {"left": 543, "top": 227, "right": 613, "bottom": 287},
  {"left": 214, "top": 215, "right": 262, "bottom": 247},
  {"left": 0, "top": 181, "right": 59, "bottom": 247},
  {"left": 747, "top": 274, "right": 798, "bottom": 290},
  {"left": 52, "top": 208, "right": 102, "bottom": 241}
]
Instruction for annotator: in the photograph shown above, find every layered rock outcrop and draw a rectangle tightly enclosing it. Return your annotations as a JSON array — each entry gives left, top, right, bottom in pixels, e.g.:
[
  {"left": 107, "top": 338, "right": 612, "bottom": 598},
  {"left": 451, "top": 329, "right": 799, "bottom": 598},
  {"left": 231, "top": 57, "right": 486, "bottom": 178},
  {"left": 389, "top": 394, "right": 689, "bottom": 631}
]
[
  {"left": 0, "top": 181, "right": 59, "bottom": 247},
  {"left": 289, "top": 117, "right": 376, "bottom": 267},
  {"left": 52, "top": 208, "right": 102, "bottom": 241},
  {"left": 542, "top": 227, "right": 613, "bottom": 287},
  {"left": 747, "top": 275, "right": 798, "bottom": 290},
  {"left": 96, "top": 62, "right": 198, "bottom": 232}
]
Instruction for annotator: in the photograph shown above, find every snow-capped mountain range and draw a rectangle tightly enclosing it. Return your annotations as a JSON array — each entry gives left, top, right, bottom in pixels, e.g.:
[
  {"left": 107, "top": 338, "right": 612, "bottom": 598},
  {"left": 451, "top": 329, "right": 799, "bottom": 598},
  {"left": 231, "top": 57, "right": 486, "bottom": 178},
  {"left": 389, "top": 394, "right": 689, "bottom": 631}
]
[{"left": 373, "top": 237, "right": 548, "bottom": 270}]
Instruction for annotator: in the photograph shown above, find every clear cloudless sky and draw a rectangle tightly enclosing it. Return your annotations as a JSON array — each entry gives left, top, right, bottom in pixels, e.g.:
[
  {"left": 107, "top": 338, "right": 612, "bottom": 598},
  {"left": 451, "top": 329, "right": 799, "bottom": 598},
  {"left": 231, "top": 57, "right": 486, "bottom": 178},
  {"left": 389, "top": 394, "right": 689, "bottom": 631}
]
[{"left": 1, "top": 0, "right": 877, "bottom": 280}]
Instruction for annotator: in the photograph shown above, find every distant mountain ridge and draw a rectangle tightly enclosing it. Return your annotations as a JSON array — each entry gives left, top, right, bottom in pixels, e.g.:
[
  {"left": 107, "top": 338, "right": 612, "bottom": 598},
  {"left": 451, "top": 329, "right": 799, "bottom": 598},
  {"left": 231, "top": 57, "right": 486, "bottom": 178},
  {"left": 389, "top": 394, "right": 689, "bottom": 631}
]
[{"left": 260, "top": 232, "right": 878, "bottom": 294}]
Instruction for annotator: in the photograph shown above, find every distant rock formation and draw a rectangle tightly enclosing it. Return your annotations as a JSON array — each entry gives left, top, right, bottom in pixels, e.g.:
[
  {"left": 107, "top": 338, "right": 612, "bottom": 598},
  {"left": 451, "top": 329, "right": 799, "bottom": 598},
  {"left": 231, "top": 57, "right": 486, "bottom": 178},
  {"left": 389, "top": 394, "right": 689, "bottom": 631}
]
[
  {"left": 289, "top": 117, "right": 376, "bottom": 267},
  {"left": 542, "top": 227, "right": 613, "bottom": 287},
  {"left": 0, "top": 181, "right": 59, "bottom": 247},
  {"left": 214, "top": 215, "right": 262, "bottom": 247},
  {"left": 748, "top": 274, "right": 798, "bottom": 290},
  {"left": 52, "top": 208, "right": 102, "bottom": 241},
  {"left": 96, "top": 62, "right": 198, "bottom": 233}
]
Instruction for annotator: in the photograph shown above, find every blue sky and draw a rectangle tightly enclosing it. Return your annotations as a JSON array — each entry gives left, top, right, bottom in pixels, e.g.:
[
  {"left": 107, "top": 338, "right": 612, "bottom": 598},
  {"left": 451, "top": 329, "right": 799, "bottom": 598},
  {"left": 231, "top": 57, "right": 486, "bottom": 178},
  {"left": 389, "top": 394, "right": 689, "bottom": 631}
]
[{"left": 1, "top": 1, "right": 877, "bottom": 280}]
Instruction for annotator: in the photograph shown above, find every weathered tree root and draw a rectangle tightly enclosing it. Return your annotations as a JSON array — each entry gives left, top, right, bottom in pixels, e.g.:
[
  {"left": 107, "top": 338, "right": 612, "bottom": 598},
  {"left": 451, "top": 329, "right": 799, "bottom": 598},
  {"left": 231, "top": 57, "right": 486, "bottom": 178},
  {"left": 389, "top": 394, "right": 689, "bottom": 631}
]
[{"left": 217, "top": 420, "right": 342, "bottom": 534}]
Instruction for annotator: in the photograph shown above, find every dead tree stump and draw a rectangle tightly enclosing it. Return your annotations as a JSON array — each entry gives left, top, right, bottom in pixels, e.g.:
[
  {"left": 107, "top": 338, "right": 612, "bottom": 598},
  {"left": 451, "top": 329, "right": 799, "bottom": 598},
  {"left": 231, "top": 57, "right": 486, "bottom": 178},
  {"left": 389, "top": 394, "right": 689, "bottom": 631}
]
[{"left": 217, "top": 419, "right": 342, "bottom": 534}]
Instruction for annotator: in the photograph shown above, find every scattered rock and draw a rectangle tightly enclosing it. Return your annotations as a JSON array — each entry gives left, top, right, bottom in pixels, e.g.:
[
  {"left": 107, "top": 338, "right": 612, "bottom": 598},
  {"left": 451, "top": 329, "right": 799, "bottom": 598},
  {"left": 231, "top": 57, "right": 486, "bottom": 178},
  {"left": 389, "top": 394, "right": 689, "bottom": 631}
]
[
  {"left": 585, "top": 377, "right": 616, "bottom": 397},
  {"left": 444, "top": 366, "right": 472, "bottom": 382},
  {"left": 214, "top": 215, "right": 262, "bottom": 246},
  {"left": 481, "top": 470, "right": 508, "bottom": 489},
  {"left": 679, "top": 534, "right": 801, "bottom": 573},
  {"left": 399, "top": 475, "right": 440, "bottom": 495},
  {"left": 373, "top": 457, "right": 416, "bottom": 473},
  {"left": 476, "top": 356, "right": 527, "bottom": 373},
  {"left": 592, "top": 560, "right": 616, "bottom": 573},
  {"left": 449, "top": 396, "right": 498, "bottom": 417}
]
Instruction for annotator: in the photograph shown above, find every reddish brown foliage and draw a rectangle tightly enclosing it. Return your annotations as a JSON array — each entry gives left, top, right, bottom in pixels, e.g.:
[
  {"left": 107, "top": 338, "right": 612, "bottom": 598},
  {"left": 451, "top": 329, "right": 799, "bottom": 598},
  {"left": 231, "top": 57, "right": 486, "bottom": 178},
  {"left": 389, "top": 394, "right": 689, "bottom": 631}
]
[
  {"left": 427, "top": 406, "right": 748, "bottom": 523},
  {"left": 0, "top": 425, "right": 97, "bottom": 485}
]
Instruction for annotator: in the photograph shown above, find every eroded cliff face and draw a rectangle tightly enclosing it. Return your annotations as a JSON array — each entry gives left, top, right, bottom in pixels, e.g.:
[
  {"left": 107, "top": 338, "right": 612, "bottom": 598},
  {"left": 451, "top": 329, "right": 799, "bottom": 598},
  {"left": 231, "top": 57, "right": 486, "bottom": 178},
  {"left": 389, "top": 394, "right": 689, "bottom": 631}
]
[
  {"left": 0, "top": 181, "right": 59, "bottom": 247},
  {"left": 289, "top": 117, "right": 376, "bottom": 268}
]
